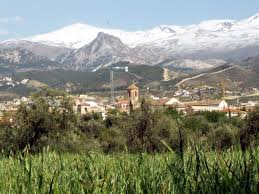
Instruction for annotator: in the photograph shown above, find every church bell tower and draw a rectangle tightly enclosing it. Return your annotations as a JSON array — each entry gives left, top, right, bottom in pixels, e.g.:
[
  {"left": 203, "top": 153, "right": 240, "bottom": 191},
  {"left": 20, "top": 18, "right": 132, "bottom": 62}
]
[{"left": 127, "top": 83, "right": 139, "bottom": 109}]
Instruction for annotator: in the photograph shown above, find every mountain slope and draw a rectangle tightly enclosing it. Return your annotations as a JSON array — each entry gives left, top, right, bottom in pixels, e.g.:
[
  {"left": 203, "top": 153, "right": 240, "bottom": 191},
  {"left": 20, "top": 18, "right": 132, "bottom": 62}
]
[
  {"left": 157, "top": 58, "right": 226, "bottom": 71},
  {"left": 174, "top": 57, "right": 259, "bottom": 89},
  {"left": 239, "top": 55, "right": 259, "bottom": 86},
  {"left": 0, "top": 40, "right": 71, "bottom": 59},
  {"left": 13, "top": 64, "right": 164, "bottom": 93},
  {"left": 57, "top": 32, "right": 165, "bottom": 71},
  {"left": 0, "top": 47, "right": 59, "bottom": 71},
  {"left": 57, "top": 33, "right": 131, "bottom": 71},
  {"left": 0, "top": 47, "right": 46, "bottom": 64}
]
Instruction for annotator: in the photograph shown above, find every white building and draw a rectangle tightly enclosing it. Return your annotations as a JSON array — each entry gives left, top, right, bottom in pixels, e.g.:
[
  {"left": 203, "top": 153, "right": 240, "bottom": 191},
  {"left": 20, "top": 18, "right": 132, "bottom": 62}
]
[
  {"left": 74, "top": 100, "right": 106, "bottom": 116},
  {"left": 185, "top": 100, "right": 228, "bottom": 112}
]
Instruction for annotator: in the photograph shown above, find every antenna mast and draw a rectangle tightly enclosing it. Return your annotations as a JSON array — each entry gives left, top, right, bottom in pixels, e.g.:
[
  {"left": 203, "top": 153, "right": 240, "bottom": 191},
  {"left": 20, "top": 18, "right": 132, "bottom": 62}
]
[
  {"left": 110, "top": 70, "right": 114, "bottom": 103},
  {"left": 110, "top": 66, "right": 128, "bottom": 104},
  {"left": 220, "top": 80, "right": 226, "bottom": 99}
]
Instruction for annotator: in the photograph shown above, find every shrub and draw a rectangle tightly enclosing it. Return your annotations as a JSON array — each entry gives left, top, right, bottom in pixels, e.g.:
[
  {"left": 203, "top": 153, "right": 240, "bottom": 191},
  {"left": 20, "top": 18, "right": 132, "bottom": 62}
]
[
  {"left": 183, "top": 115, "right": 212, "bottom": 135},
  {"left": 100, "top": 127, "right": 126, "bottom": 153},
  {"left": 240, "top": 107, "right": 259, "bottom": 149},
  {"left": 195, "top": 111, "right": 226, "bottom": 123},
  {"left": 208, "top": 124, "right": 239, "bottom": 150}
]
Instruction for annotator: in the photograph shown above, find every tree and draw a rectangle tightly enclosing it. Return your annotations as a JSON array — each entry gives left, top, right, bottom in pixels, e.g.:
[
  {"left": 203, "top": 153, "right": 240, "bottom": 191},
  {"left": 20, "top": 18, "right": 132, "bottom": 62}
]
[
  {"left": 195, "top": 111, "right": 226, "bottom": 123},
  {"left": 0, "top": 95, "right": 78, "bottom": 152},
  {"left": 100, "top": 127, "right": 126, "bottom": 153},
  {"left": 208, "top": 124, "right": 239, "bottom": 150},
  {"left": 165, "top": 107, "right": 182, "bottom": 120},
  {"left": 240, "top": 107, "right": 259, "bottom": 149},
  {"left": 126, "top": 100, "right": 179, "bottom": 153}
]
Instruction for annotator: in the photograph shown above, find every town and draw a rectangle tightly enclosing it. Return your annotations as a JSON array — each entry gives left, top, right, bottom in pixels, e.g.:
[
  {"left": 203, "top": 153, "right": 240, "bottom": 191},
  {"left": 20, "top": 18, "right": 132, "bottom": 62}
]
[
  {"left": 1, "top": 80, "right": 258, "bottom": 122},
  {"left": 0, "top": 1, "right": 259, "bottom": 193}
]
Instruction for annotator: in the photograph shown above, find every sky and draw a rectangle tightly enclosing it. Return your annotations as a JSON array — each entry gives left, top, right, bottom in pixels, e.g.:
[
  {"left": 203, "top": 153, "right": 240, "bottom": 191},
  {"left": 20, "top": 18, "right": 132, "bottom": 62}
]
[{"left": 0, "top": 0, "right": 258, "bottom": 41}]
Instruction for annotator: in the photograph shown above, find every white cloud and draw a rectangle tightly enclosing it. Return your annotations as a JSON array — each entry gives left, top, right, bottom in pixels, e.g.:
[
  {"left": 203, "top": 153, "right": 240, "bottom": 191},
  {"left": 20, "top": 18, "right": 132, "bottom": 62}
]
[
  {"left": 0, "top": 16, "right": 24, "bottom": 23},
  {"left": 0, "top": 29, "right": 9, "bottom": 35}
]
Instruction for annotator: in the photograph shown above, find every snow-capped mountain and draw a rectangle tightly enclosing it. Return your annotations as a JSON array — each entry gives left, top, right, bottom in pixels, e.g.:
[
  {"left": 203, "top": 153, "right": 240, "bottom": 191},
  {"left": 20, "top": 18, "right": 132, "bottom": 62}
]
[
  {"left": 20, "top": 13, "right": 259, "bottom": 56},
  {"left": 57, "top": 32, "right": 131, "bottom": 71},
  {"left": 1, "top": 13, "right": 259, "bottom": 71},
  {"left": 57, "top": 32, "right": 167, "bottom": 71}
]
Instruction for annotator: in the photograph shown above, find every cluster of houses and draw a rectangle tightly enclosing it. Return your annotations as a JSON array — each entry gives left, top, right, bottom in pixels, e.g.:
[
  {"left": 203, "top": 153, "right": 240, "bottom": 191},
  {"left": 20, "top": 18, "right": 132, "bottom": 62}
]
[
  {"left": 110, "top": 83, "right": 258, "bottom": 117},
  {"left": 0, "top": 76, "right": 29, "bottom": 87},
  {"left": 72, "top": 95, "right": 108, "bottom": 118},
  {"left": 150, "top": 98, "right": 248, "bottom": 117},
  {"left": 0, "top": 83, "right": 259, "bottom": 122},
  {"left": 173, "top": 86, "right": 244, "bottom": 100}
]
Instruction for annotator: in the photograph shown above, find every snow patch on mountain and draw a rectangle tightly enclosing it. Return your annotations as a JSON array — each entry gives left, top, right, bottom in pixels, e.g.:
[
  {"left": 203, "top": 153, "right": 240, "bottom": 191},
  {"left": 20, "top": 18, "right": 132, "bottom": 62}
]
[
  {"left": 14, "top": 13, "right": 259, "bottom": 54},
  {"left": 161, "top": 59, "right": 226, "bottom": 70}
]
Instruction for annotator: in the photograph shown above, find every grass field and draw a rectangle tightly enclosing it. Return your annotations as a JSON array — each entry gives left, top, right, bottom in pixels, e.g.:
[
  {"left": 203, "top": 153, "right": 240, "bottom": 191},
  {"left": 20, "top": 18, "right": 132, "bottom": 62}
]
[{"left": 0, "top": 147, "right": 258, "bottom": 193}]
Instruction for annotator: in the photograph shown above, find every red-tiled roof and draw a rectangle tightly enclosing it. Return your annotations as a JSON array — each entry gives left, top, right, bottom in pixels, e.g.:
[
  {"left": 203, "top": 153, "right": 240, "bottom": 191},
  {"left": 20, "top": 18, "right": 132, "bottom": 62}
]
[
  {"left": 150, "top": 99, "right": 168, "bottom": 106},
  {"left": 220, "top": 108, "right": 244, "bottom": 113},
  {"left": 184, "top": 99, "right": 221, "bottom": 106}
]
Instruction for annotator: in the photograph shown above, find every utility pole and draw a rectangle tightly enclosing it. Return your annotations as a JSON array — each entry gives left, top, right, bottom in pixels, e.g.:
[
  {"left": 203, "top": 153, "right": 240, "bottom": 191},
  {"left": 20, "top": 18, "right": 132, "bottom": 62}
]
[
  {"left": 110, "top": 70, "right": 114, "bottom": 103},
  {"left": 220, "top": 80, "right": 226, "bottom": 99}
]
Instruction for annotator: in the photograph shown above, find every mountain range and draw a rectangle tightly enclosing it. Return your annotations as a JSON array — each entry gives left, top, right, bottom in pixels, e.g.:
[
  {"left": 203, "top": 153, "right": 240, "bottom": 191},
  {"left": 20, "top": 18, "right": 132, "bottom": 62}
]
[{"left": 0, "top": 13, "right": 259, "bottom": 71}]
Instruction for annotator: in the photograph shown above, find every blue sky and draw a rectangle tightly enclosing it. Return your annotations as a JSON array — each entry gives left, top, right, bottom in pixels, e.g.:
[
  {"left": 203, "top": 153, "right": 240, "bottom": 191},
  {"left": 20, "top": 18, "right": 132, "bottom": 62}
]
[{"left": 0, "top": 0, "right": 258, "bottom": 40}]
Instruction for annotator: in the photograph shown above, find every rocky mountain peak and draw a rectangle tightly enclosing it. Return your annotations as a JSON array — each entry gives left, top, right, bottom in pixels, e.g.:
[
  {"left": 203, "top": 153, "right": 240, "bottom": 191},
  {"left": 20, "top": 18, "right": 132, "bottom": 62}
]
[
  {"left": 91, "top": 32, "right": 126, "bottom": 47},
  {"left": 80, "top": 32, "right": 130, "bottom": 55}
]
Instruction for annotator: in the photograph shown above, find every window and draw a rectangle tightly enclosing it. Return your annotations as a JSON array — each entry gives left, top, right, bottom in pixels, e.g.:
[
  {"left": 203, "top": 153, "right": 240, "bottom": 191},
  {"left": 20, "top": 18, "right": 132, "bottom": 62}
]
[{"left": 135, "top": 91, "right": 137, "bottom": 97}]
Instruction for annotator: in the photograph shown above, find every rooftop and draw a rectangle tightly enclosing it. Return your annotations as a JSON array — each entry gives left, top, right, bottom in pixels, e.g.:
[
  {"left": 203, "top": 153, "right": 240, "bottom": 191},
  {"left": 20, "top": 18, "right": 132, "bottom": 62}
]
[
  {"left": 184, "top": 99, "right": 222, "bottom": 106},
  {"left": 127, "top": 83, "right": 139, "bottom": 90}
]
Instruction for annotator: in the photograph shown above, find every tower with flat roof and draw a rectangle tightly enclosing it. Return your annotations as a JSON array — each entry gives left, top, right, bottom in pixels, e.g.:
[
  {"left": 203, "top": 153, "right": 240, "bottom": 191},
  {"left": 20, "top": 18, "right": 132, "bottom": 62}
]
[{"left": 127, "top": 83, "right": 139, "bottom": 109}]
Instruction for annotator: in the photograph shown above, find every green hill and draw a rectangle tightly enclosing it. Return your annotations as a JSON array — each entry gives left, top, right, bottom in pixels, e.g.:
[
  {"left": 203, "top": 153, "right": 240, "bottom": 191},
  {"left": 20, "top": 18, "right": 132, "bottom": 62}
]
[{"left": 13, "top": 64, "right": 163, "bottom": 94}]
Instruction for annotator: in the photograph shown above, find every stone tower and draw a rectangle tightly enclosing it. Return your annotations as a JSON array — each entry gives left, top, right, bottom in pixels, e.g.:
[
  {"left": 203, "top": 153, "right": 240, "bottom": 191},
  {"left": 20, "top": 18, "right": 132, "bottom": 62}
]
[
  {"left": 163, "top": 68, "right": 170, "bottom": 81},
  {"left": 127, "top": 83, "right": 139, "bottom": 109}
]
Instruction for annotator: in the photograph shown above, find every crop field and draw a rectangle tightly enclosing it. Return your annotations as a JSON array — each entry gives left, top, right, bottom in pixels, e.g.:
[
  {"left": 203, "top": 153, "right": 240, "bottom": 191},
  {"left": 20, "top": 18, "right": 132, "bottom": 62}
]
[{"left": 0, "top": 147, "right": 258, "bottom": 193}]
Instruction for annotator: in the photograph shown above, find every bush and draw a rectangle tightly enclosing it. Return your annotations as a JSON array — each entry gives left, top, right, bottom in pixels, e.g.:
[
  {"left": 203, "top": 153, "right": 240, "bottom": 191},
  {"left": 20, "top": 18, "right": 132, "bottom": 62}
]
[
  {"left": 195, "top": 111, "right": 226, "bottom": 123},
  {"left": 126, "top": 101, "right": 180, "bottom": 153},
  {"left": 183, "top": 115, "right": 212, "bottom": 135},
  {"left": 240, "top": 107, "right": 259, "bottom": 149},
  {"left": 36, "top": 130, "right": 101, "bottom": 153},
  {"left": 0, "top": 95, "right": 78, "bottom": 153},
  {"left": 208, "top": 124, "right": 239, "bottom": 150},
  {"left": 100, "top": 127, "right": 126, "bottom": 153}
]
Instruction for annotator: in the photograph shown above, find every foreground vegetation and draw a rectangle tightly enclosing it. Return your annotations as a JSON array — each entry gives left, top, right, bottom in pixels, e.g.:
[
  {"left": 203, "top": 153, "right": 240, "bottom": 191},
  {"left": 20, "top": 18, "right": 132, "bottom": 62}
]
[
  {"left": 0, "top": 93, "right": 258, "bottom": 153},
  {"left": 0, "top": 147, "right": 258, "bottom": 193},
  {"left": 0, "top": 90, "right": 258, "bottom": 193}
]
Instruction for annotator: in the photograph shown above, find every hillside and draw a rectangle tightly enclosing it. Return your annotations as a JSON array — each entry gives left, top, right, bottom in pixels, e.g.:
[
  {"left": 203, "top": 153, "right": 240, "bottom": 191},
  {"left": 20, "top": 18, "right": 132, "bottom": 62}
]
[
  {"left": 13, "top": 64, "right": 164, "bottom": 93},
  {"left": 0, "top": 40, "right": 71, "bottom": 59},
  {"left": 0, "top": 47, "right": 61, "bottom": 72},
  {"left": 239, "top": 55, "right": 259, "bottom": 87},
  {"left": 171, "top": 58, "right": 259, "bottom": 90}
]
